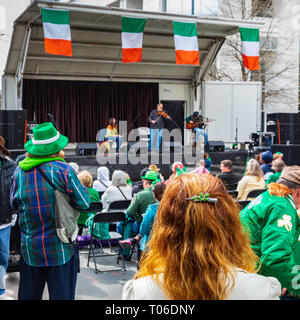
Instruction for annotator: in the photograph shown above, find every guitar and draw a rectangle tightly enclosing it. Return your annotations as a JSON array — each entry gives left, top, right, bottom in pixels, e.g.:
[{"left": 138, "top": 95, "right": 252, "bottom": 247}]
[{"left": 186, "top": 119, "right": 212, "bottom": 130}]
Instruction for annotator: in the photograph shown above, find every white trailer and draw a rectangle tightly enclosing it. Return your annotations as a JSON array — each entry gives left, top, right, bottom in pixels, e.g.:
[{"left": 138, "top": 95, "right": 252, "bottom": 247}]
[{"left": 203, "top": 81, "right": 262, "bottom": 145}]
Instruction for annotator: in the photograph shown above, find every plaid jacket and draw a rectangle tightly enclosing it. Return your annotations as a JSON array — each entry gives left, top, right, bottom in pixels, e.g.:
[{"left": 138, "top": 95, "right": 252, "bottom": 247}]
[{"left": 10, "top": 160, "right": 90, "bottom": 267}]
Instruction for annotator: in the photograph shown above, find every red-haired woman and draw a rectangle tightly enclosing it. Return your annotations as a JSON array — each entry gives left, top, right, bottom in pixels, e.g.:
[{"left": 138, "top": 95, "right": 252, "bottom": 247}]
[{"left": 122, "top": 173, "right": 281, "bottom": 300}]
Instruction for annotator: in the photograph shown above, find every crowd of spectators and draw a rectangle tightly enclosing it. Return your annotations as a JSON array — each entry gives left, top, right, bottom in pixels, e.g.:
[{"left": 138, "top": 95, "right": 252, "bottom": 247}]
[{"left": 1, "top": 122, "right": 299, "bottom": 301}]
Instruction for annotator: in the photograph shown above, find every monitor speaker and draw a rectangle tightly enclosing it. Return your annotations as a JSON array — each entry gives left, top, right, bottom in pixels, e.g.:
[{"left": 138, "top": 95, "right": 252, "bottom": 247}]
[
  {"left": 0, "top": 110, "right": 27, "bottom": 150},
  {"left": 205, "top": 141, "right": 225, "bottom": 152},
  {"left": 75, "top": 143, "right": 98, "bottom": 156}
]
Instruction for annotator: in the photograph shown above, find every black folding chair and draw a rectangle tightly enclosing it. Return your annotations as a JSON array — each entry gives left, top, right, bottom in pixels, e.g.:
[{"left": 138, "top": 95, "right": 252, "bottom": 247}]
[
  {"left": 78, "top": 201, "right": 103, "bottom": 235},
  {"left": 237, "top": 200, "right": 251, "bottom": 210},
  {"left": 246, "top": 189, "right": 266, "bottom": 200},
  {"left": 228, "top": 190, "right": 238, "bottom": 198},
  {"left": 87, "top": 211, "right": 127, "bottom": 273},
  {"left": 225, "top": 183, "right": 238, "bottom": 191},
  {"left": 107, "top": 200, "right": 131, "bottom": 211}
]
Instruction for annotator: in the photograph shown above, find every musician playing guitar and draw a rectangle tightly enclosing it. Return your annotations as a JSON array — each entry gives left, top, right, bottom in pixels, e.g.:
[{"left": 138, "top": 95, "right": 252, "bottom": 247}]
[{"left": 185, "top": 111, "right": 209, "bottom": 146}]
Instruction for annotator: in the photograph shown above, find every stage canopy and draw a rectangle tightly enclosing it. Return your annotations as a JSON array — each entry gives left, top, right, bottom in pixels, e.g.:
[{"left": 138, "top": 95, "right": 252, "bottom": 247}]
[{"left": 3, "top": 0, "right": 263, "bottom": 88}]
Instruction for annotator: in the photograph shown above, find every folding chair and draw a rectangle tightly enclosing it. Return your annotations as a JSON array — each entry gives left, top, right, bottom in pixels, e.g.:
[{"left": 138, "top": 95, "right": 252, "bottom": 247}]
[
  {"left": 246, "top": 189, "right": 266, "bottom": 200},
  {"left": 237, "top": 200, "right": 251, "bottom": 210},
  {"left": 87, "top": 211, "right": 127, "bottom": 273},
  {"left": 107, "top": 200, "right": 131, "bottom": 211},
  {"left": 106, "top": 200, "right": 131, "bottom": 232},
  {"left": 228, "top": 190, "right": 238, "bottom": 198},
  {"left": 78, "top": 201, "right": 103, "bottom": 235},
  {"left": 225, "top": 183, "right": 238, "bottom": 191}
]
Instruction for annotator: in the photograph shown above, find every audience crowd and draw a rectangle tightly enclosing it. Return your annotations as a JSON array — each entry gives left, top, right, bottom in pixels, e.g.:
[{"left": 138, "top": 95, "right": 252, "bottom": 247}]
[{"left": 0, "top": 122, "right": 299, "bottom": 301}]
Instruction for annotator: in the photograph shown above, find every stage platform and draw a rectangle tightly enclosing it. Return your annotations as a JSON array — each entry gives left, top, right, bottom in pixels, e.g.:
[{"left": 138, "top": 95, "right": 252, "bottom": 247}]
[{"left": 9, "top": 148, "right": 249, "bottom": 182}]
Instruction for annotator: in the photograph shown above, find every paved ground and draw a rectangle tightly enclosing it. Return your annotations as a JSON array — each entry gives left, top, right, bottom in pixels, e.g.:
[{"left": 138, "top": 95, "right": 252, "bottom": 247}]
[{"left": 5, "top": 246, "right": 138, "bottom": 300}]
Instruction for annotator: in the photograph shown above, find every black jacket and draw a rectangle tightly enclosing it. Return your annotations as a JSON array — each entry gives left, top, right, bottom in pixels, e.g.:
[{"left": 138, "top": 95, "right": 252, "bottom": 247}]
[
  {"left": 148, "top": 109, "right": 165, "bottom": 129},
  {"left": 0, "top": 157, "right": 17, "bottom": 225}
]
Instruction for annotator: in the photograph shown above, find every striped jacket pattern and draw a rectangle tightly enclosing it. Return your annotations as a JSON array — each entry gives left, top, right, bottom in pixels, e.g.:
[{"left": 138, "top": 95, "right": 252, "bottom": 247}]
[{"left": 10, "top": 160, "right": 90, "bottom": 267}]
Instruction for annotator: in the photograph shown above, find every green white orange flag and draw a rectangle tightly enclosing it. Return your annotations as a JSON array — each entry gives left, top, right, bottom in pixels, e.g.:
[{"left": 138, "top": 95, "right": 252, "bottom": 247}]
[
  {"left": 239, "top": 27, "right": 260, "bottom": 71},
  {"left": 41, "top": 8, "right": 72, "bottom": 57},
  {"left": 122, "top": 16, "right": 147, "bottom": 63},
  {"left": 173, "top": 21, "right": 200, "bottom": 65}
]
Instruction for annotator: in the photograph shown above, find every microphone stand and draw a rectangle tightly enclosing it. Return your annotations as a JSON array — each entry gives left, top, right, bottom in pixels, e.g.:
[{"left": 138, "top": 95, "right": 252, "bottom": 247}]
[{"left": 48, "top": 113, "right": 61, "bottom": 134}]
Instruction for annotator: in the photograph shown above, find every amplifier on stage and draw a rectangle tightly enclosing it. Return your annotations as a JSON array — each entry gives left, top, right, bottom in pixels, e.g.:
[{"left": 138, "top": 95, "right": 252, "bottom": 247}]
[
  {"left": 205, "top": 141, "right": 225, "bottom": 152},
  {"left": 76, "top": 143, "right": 98, "bottom": 156}
]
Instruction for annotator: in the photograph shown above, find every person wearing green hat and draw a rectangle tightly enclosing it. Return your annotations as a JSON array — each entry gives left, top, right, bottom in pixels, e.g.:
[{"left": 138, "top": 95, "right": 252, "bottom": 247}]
[
  {"left": 117, "top": 170, "right": 158, "bottom": 259},
  {"left": 10, "top": 122, "right": 91, "bottom": 300}
]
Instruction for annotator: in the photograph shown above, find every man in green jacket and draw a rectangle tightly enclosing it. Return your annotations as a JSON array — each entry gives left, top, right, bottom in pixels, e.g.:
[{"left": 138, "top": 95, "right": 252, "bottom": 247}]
[
  {"left": 126, "top": 171, "right": 157, "bottom": 225},
  {"left": 120, "top": 171, "right": 158, "bottom": 258},
  {"left": 240, "top": 166, "right": 300, "bottom": 298}
]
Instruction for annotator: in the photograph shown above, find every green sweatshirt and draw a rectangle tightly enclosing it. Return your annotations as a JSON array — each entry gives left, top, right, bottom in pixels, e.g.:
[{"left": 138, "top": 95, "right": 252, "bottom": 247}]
[
  {"left": 240, "top": 190, "right": 300, "bottom": 295},
  {"left": 126, "top": 187, "right": 157, "bottom": 224}
]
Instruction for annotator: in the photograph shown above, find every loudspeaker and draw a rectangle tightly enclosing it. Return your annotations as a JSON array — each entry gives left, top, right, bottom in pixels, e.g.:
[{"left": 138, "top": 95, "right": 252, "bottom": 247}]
[
  {"left": 0, "top": 110, "right": 27, "bottom": 149},
  {"left": 76, "top": 143, "right": 98, "bottom": 156},
  {"left": 267, "top": 113, "right": 300, "bottom": 144},
  {"left": 205, "top": 141, "right": 225, "bottom": 152},
  {"left": 270, "top": 144, "right": 300, "bottom": 166}
]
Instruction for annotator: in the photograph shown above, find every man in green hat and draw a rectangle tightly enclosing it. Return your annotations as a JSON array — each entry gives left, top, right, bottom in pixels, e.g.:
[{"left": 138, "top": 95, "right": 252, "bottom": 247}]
[
  {"left": 118, "top": 170, "right": 158, "bottom": 258},
  {"left": 10, "top": 122, "right": 91, "bottom": 300}
]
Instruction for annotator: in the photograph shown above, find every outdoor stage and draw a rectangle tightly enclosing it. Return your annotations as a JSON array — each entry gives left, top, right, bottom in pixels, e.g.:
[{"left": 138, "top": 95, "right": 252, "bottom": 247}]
[{"left": 9, "top": 148, "right": 249, "bottom": 181}]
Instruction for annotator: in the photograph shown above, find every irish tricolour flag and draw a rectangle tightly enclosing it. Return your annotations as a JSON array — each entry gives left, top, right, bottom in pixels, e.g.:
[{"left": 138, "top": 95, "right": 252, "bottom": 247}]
[
  {"left": 41, "top": 8, "right": 72, "bottom": 57},
  {"left": 239, "top": 27, "right": 259, "bottom": 71},
  {"left": 122, "top": 16, "right": 147, "bottom": 63},
  {"left": 173, "top": 21, "right": 200, "bottom": 65}
]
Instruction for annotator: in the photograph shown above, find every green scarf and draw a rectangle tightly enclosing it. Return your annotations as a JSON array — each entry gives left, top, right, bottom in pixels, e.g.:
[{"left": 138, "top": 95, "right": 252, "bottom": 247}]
[{"left": 19, "top": 157, "right": 66, "bottom": 171}]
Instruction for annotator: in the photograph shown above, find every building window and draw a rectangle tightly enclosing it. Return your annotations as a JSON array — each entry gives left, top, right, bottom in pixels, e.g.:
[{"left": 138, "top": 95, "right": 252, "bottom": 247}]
[
  {"left": 163, "top": 0, "right": 219, "bottom": 16},
  {"left": 164, "top": 0, "right": 193, "bottom": 15},
  {"left": 252, "top": 0, "right": 273, "bottom": 18},
  {"left": 260, "top": 37, "right": 278, "bottom": 51}
]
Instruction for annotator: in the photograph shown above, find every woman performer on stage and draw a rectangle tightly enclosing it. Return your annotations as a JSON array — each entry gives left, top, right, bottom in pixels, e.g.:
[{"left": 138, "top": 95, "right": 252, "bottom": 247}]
[{"left": 106, "top": 118, "right": 123, "bottom": 152}]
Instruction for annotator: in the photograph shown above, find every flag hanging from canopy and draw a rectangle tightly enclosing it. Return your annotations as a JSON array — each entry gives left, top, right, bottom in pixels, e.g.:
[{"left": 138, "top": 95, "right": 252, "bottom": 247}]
[
  {"left": 41, "top": 8, "right": 72, "bottom": 57},
  {"left": 239, "top": 27, "right": 260, "bottom": 71},
  {"left": 173, "top": 21, "right": 200, "bottom": 65},
  {"left": 121, "top": 16, "right": 147, "bottom": 63}
]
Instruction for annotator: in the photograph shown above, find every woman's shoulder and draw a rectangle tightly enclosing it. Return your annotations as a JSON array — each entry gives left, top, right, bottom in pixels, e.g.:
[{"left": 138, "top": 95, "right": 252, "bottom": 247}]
[
  {"left": 228, "top": 268, "right": 281, "bottom": 300},
  {"left": 122, "top": 275, "right": 165, "bottom": 300}
]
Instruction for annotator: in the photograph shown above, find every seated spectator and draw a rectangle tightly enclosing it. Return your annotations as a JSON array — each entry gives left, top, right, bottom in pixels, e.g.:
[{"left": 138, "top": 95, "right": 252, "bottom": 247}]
[
  {"left": 101, "top": 170, "right": 132, "bottom": 210},
  {"left": 167, "top": 162, "right": 186, "bottom": 183},
  {"left": 193, "top": 159, "right": 209, "bottom": 174},
  {"left": 149, "top": 164, "right": 165, "bottom": 183},
  {"left": 122, "top": 173, "right": 281, "bottom": 300},
  {"left": 273, "top": 152, "right": 284, "bottom": 161},
  {"left": 236, "top": 159, "right": 265, "bottom": 201},
  {"left": 240, "top": 166, "right": 300, "bottom": 299},
  {"left": 266, "top": 159, "right": 286, "bottom": 185},
  {"left": 132, "top": 167, "right": 150, "bottom": 196},
  {"left": 204, "top": 153, "right": 212, "bottom": 172},
  {"left": 218, "top": 160, "right": 241, "bottom": 189},
  {"left": 69, "top": 162, "right": 79, "bottom": 174},
  {"left": 259, "top": 150, "right": 274, "bottom": 180},
  {"left": 119, "top": 171, "right": 158, "bottom": 259},
  {"left": 92, "top": 166, "right": 112, "bottom": 196},
  {"left": 120, "top": 181, "right": 166, "bottom": 264},
  {"left": 77, "top": 170, "right": 102, "bottom": 231}
]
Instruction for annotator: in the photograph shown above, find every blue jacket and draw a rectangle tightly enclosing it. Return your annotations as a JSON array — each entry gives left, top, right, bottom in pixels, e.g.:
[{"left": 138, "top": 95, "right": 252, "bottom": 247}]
[{"left": 139, "top": 203, "right": 159, "bottom": 252}]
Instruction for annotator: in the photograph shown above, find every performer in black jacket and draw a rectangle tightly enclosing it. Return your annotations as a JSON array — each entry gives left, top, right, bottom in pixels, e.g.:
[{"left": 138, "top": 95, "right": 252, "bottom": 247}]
[
  {"left": 0, "top": 136, "right": 17, "bottom": 299},
  {"left": 148, "top": 102, "right": 170, "bottom": 152}
]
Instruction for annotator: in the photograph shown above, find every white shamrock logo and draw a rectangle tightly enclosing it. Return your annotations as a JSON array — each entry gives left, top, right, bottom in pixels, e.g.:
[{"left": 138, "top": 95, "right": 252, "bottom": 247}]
[{"left": 277, "top": 215, "right": 293, "bottom": 232}]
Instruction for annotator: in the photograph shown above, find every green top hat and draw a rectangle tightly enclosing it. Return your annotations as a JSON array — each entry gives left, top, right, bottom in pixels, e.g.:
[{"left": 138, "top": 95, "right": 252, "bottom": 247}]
[
  {"left": 24, "top": 122, "right": 69, "bottom": 156},
  {"left": 142, "top": 170, "right": 158, "bottom": 181}
]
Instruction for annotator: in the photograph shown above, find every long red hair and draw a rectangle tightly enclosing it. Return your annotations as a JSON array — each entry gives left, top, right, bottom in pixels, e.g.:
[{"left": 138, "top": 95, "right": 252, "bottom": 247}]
[{"left": 136, "top": 173, "right": 259, "bottom": 300}]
